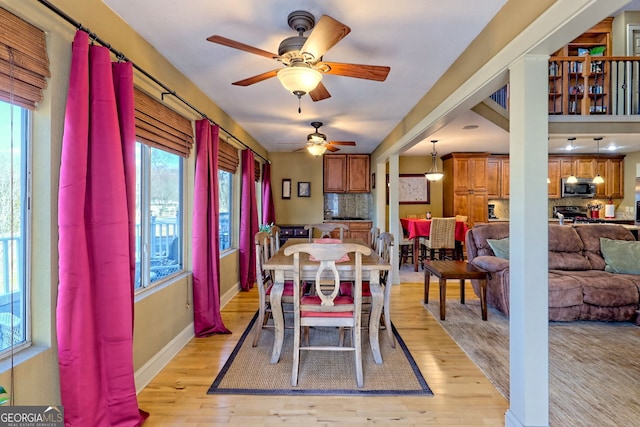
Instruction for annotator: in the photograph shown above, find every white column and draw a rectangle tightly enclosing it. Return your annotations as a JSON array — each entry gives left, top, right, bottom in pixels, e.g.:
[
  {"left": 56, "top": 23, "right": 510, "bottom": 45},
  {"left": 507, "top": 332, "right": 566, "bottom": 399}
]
[
  {"left": 388, "top": 155, "right": 400, "bottom": 284},
  {"left": 506, "top": 54, "right": 549, "bottom": 427}
]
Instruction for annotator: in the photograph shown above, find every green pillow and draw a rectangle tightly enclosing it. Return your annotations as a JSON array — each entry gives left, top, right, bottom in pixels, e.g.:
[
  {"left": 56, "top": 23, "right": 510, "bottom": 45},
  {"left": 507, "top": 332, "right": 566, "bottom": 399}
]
[
  {"left": 487, "top": 238, "right": 510, "bottom": 260},
  {"left": 600, "top": 238, "right": 640, "bottom": 274}
]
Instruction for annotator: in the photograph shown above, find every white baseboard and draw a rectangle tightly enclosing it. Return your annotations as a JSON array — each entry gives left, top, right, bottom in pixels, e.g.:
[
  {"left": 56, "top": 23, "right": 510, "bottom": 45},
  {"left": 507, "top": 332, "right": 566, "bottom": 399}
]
[
  {"left": 135, "top": 322, "right": 194, "bottom": 392},
  {"left": 135, "top": 281, "right": 241, "bottom": 393}
]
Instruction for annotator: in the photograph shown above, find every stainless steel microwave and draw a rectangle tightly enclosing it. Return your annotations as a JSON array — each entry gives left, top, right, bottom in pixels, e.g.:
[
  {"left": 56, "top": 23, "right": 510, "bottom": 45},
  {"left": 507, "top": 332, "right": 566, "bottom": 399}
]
[{"left": 561, "top": 178, "right": 596, "bottom": 198}]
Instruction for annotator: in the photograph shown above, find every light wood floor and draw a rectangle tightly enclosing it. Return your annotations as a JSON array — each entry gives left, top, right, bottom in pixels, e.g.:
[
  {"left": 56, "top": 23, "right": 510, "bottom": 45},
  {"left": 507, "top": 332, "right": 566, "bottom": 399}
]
[{"left": 137, "top": 266, "right": 509, "bottom": 426}]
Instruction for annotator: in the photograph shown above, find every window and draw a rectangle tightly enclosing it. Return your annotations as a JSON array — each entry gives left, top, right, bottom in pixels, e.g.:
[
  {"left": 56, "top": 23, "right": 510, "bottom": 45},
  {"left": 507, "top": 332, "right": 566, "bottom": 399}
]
[
  {"left": 219, "top": 170, "right": 232, "bottom": 252},
  {"left": 135, "top": 143, "right": 184, "bottom": 289},
  {"left": 0, "top": 101, "right": 29, "bottom": 352}
]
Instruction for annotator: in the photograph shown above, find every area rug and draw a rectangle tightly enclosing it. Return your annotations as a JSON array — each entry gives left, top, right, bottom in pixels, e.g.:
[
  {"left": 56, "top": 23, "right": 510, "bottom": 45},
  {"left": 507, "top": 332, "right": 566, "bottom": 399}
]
[
  {"left": 208, "top": 311, "right": 432, "bottom": 396},
  {"left": 423, "top": 298, "right": 640, "bottom": 427}
]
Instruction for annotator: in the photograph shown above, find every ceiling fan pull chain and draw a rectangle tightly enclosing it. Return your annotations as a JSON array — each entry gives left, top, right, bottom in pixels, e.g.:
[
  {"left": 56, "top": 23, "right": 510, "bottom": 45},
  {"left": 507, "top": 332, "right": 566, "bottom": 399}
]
[{"left": 298, "top": 96, "right": 302, "bottom": 114}]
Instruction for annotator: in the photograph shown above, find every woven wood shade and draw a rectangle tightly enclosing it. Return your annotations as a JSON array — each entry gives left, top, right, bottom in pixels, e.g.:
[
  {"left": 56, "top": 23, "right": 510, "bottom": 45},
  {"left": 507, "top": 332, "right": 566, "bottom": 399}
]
[
  {"left": 134, "top": 88, "right": 194, "bottom": 157},
  {"left": 254, "top": 159, "right": 261, "bottom": 182},
  {"left": 0, "top": 7, "right": 50, "bottom": 109},
  {"left": 218, "top": 138, "right": 239, "bottom": 173}
]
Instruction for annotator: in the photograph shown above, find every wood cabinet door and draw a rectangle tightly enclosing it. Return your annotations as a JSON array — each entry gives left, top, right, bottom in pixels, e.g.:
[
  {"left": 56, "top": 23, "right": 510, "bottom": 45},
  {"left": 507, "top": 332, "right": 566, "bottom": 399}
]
[
  {"left": 500, "top": 159, "right": 510, "bottom": 198},
  {"left": 486, "top": 157, "right": 500, "bottom": 199},
  {"left": 452, "top": 158, "right": 472, "bottom": 192},
  {"left": 468, "top": 192, "right": 488, "bottom": 227},
  {"left": 347, "top": 155, "right": 370, "bottom": 192},
  {"left": 323, "top": 155, "right": 347, "bottom": 193},
  {"left": 469, "top": 157, "right": 488, "bottom": 192},
  {"left": 594, "top": 159, "right": 607, "bottom": 197},
  {"left": 348, "top": 222, "right": 372, "bottom": 243},
  {"left": 548, "top": 159, "right": 561, "bottom": 198},
  {"left": 606, "top": 158, "right": 624, "bottom": 198},
  {"left": 575, "top": 158, "right": 596, "bottom": 178}
]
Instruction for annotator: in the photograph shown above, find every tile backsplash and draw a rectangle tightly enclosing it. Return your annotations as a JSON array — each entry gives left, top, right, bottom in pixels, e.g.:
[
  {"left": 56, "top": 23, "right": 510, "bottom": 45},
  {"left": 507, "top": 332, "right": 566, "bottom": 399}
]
[{"left": 324, "top": 193, "right": 372, "bottom": 219}]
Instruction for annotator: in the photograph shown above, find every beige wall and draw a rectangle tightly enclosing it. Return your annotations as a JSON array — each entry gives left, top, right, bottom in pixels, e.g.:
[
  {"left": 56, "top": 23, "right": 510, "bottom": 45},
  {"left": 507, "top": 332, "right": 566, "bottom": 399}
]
[
  {"left": 398, "top": 156, "right": 444, "bottom": 218},
  {"left": 0, "top": 0, "right": 266, "bottom": 404},
  {"left": 268, "top": 152, "right": 325, "bottom": 225}
]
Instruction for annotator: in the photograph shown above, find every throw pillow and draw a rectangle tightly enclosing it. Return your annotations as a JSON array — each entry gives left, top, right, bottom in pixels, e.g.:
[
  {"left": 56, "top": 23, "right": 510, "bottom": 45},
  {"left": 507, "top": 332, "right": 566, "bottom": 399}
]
[
  {"left": 600, "top": 237, "right": 640, "bottom": 274},
  {"left": 487, "top": 238, "right": 509, "bottom": 260}
]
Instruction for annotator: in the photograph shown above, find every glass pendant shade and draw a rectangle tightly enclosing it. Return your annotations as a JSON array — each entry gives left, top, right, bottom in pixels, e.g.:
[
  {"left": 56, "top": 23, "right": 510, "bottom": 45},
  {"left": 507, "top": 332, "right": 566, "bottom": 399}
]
[
  {"left": 424, "top": 140, "right": 444, "bottom": 181},
  {"left": 306, "top": 143, "right": 327, "bottom": 156},
  {"left": 566, "top": 175, "right": 578, "bottom": 184},
  {"left": 593, "top": 137, "right": 604, "bottom": 184},
  {"left": 277, "top": 65, "right": 322, "bottom": 95}
]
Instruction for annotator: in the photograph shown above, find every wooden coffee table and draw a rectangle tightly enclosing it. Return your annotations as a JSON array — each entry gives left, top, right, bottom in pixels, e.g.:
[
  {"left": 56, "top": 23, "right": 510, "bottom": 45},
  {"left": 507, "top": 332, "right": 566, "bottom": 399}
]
[{"left": 423, "top": 260, "right": 488, "bottom": 321}]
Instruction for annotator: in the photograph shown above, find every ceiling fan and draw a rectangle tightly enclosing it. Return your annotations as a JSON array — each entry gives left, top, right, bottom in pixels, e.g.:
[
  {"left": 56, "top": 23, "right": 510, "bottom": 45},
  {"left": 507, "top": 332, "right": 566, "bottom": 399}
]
[
  {"left": 207, "top": 10, "right": 390, "bottom": 105},
  {"left": 300, "top": 121, "right": 355, "bottom": 155}
]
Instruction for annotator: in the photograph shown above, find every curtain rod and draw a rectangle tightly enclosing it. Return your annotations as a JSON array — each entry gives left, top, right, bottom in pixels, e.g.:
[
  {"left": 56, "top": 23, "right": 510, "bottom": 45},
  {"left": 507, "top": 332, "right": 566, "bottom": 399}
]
[{"left": 36, "top": 0, "right": 270, "bottom": 164}]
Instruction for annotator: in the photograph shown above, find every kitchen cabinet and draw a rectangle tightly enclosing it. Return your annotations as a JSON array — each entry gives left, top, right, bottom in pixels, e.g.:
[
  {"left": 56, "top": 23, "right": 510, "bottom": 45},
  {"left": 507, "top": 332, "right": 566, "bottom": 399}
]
[
  {"left": 554, "top": 154, "right": 624, "bottom": 198},
  {"left": 548, "top": 159, "right": 561, "bottom": 198},
  {"left": 323, "top": 154, "right": 370, "bottom": 193},
  {"left": 442, "top": 153, "right": 489, "bottom": 227},
  {"left": 487, "top": 155, "right": 509, "bottom": 199},
  {"left": 327, "top": 221, "right": 372, "bottom": 241}
]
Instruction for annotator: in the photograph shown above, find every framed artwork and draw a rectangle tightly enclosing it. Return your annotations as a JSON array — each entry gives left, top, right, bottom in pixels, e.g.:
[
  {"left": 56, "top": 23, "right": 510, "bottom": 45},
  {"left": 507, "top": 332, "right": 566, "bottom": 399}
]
[
  {"left": 386, "top": 174, "right": 430, "bottom": 204},
  {"left": 282, "top": 179, "right": 291, "bottom": 199},
  {"left": 297, "top": 181, "right": 311, "bottom": 197}
]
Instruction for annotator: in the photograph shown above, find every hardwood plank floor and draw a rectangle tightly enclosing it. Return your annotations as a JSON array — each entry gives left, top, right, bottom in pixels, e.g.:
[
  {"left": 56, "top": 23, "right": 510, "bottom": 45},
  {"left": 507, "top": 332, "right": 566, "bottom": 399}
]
[{"left": 137, "top": 265, "right": 508, "bottom": 426}]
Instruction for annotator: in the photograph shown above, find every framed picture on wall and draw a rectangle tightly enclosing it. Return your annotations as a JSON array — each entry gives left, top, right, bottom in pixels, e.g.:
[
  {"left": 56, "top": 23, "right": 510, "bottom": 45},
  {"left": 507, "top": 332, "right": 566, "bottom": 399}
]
[
  {"left": 298, "top": 181, "right": 311, "bottom": 197},
  {"left": 386, "top": 174, "right": 430, "bottom": 204},
  {"left": 282, "top": 179, "right": 291, "bottom": 199}
]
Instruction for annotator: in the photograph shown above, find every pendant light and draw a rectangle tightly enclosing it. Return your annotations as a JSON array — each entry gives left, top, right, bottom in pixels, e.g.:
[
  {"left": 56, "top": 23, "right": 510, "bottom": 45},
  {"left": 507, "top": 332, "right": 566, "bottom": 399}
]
[
  {"left": 566, "top": 137, "right": 578, "bottom": 184},
  {"left": 424, "top": 140, "right": 444, "bottom": 181},
  {"left": 593, "top": 137, "right": 604, "bottom": 184}
]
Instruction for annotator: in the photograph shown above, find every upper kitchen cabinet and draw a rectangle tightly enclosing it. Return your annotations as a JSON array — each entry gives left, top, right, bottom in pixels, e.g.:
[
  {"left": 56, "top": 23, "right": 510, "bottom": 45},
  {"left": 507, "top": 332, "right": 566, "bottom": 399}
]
[
  {"left": 548, "top": 158, "right": 561, "bottom": 198},
  {"left": 487, "top": 155, "right": 509, "bottom": 199},
  {"left": 442, "top": 152, "right": 489, "bottom": 227},
  {"left": 323, "top": 154, "right": 370, "bottom": 193},
  {"left": 594, "top": 155, "right": 624, "bottom": 198}
]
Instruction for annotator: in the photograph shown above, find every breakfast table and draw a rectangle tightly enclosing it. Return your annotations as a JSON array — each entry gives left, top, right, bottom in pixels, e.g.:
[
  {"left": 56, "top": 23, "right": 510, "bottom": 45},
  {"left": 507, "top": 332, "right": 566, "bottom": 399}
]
[
  {"left": 263, "top": 238, "right": 391, "bottom": 365},
  {"left": 400, "top": 218, "right": 469, "bottom": 271}
]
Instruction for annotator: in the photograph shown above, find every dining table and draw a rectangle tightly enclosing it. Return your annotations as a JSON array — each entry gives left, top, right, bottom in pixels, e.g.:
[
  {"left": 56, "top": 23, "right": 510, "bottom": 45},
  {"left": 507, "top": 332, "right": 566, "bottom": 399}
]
[
  {"left": 400, "top": 218, "right": 469, "bottom": 271},
  {"left": 263, "top": 238, "right": 391, "bottom": 365}
]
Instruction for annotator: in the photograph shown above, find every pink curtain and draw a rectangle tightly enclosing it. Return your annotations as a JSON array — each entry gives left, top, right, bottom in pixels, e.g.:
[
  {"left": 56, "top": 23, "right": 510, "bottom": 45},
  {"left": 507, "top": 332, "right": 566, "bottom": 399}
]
[
  {"left": 57, "top": 31, "right": 146, "bottom": 426},
  {"left": 239, "top": 149, "right": 259, "bottom": 291},
  {"left": 261, "top": 162, "right": 276, "bottom": 225},
  {"left": 192, "top": 119, "right": 231, "bottom": 336}
]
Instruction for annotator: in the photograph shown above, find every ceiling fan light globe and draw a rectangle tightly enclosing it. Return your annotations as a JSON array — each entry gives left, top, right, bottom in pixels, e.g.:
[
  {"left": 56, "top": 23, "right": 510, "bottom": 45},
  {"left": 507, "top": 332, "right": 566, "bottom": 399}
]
[
  {"left": 307, "top": 143, "right": 327, "bottom": 156},
  {"left": 277, "top": 66, "right": 322, "bottom": 95}
]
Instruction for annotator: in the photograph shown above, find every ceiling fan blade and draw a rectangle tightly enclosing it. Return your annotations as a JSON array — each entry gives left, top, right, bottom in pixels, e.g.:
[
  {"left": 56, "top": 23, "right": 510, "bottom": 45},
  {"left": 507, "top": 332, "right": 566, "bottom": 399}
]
[
  {"left": 207, "top": 35, "right": 279, "bottom": 60},
  {"left": 319, "top": 61, "right": 390, "bottom": 81},
  {"left": 309, "top": 81, "right": 331, "bottom": 102},
  {"left": 328, "top": 141, "right": 356, "bottom": 146},
  {"left": 231, "top": 69, "right": 279, "bottom": 86},
  {"left": 301, "top": 15, "right": 351, "bottom": 60},
  {"left": 325, "top": 145, "right": 341, "bottom": 152}
]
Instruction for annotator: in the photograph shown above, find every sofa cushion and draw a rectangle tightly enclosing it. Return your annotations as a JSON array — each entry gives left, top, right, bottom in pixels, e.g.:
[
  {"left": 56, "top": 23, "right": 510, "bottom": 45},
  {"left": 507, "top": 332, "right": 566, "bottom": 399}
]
[
  {"left": 548, "top": 225, "right": 591, "bottom": 270},
  {"left": 568, "top": 270, "right": 640, "bottom": 307},
  {"left": 573, "top": 224, "right": 635, "bottom": 270},
  {"left": 467, "top": 222, "right": 509, "bottom": 258},
  {"left": 600, "top": 238, "right": 640, "bottom": 274},
  {"left": 487, "top": 238, "right": 509, "bottom": 259}
]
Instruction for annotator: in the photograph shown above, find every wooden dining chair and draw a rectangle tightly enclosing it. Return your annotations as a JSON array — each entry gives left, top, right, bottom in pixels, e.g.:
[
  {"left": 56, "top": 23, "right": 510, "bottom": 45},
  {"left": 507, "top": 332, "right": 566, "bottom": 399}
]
[
  {"left": 339, "top": 231, "right": 395, "bottom": 347},
  {"left": 304, "top": 223, "right": 349, "bottom": 240},
  {"left": 285, "top": 242, "right": 371, "bottom": 387},
  {"left": 253, "top": 231, "right": 294, "bottom": 347},
  {"left": 398, "top": 220, "right": 414, "bottom": 267},
  {"left": 368, "top": 226, "right": 380, "bottom": 252},
  {"left": 420, "top": 217, "right": 457, "bottom": 263},
  {"left": 269, "top": 225, "right": 281, "bottom": 254}
]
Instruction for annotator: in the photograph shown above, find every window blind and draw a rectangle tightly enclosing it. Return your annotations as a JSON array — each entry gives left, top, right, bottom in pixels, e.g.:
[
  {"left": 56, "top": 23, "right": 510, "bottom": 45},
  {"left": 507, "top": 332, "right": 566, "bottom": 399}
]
[
  {"left": 134, "top": 88, "right": 194, "bottom": 157},
  {"left": 218, "top": 138, "right": 239, "bottom": 173},
  {"left": 0, "top": 7, "right": 50, "bottom": 110}
]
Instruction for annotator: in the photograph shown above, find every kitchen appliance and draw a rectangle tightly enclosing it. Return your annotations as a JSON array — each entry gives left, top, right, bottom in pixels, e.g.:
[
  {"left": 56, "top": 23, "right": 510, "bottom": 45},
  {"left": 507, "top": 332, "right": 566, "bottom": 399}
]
[
  {"left": 488, "top": 204, "right": 497, "bottom": 219},
  {"left": 561, "top": 178, "right": 596, "bottom": 198},
  {"left": 553, "top": 205, "right": 588, "bottom": 221}
]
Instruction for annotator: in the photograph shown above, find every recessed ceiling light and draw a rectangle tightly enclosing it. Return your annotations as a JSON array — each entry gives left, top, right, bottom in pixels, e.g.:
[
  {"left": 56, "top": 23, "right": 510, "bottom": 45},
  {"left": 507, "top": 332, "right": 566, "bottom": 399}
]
[
  {"left": 607, "top": 145, "right": 618, "bottom": 151},
  {"left": 462, "top": 125, "right": 479, "bottom": 130}
]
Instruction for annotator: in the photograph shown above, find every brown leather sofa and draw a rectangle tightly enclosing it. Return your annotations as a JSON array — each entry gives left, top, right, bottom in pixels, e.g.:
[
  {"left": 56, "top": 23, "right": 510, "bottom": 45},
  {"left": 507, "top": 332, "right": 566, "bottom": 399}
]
[{"left": 466, "top": 222, "right": 640, "bottom": 323}]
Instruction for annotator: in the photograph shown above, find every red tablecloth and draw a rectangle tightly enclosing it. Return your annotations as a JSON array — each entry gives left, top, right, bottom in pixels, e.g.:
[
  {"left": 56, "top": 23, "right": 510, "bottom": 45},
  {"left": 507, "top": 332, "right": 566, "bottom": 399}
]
[{"left": 400, "top": 218, "right": 468, "bottom": 241}]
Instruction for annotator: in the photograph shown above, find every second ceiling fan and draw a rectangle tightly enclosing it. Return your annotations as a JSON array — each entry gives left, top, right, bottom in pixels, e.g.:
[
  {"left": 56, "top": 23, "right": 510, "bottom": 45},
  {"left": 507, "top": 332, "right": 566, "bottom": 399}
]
[
  {"left": 207, "top": 10, "right": 390, "bottom": 103},
  {"left": 302, "top": 121, "right": 355, "bottom": 155}
]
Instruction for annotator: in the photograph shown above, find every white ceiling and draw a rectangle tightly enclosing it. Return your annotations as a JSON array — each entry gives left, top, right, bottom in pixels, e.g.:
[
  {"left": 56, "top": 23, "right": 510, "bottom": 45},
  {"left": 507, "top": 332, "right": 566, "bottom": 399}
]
[{"left": 101, "top": 0, "right": 640, "bottom": 158}]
